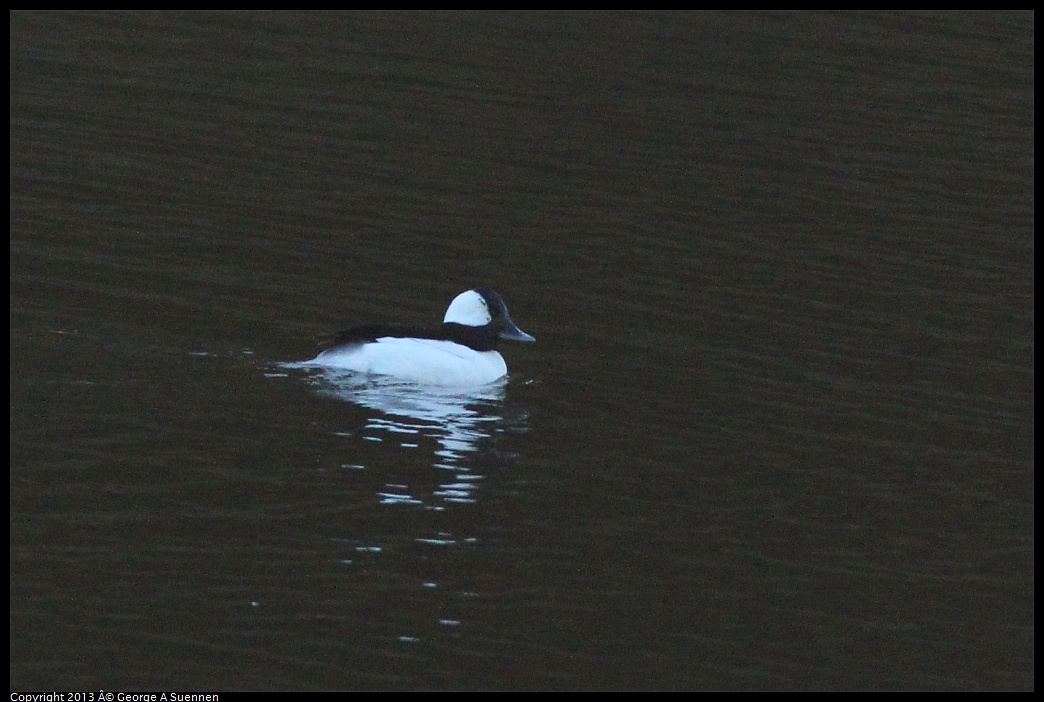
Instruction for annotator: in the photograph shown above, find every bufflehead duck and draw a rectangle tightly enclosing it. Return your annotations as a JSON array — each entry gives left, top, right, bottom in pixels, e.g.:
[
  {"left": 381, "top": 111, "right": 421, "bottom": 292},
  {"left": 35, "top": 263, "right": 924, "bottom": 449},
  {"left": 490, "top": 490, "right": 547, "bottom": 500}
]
[{"left": 308, "top": 287, "right": 535, "bottom": 386}]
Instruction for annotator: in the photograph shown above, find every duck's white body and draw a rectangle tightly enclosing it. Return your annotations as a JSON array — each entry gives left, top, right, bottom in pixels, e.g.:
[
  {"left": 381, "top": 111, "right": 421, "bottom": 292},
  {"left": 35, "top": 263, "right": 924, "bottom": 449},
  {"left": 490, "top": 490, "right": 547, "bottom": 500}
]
[
  {"left": 314, "top": 337, "right": 509, "bottom": 386},
  {"left": 307, "top": 287, "right": 534, "bottom": 387}
]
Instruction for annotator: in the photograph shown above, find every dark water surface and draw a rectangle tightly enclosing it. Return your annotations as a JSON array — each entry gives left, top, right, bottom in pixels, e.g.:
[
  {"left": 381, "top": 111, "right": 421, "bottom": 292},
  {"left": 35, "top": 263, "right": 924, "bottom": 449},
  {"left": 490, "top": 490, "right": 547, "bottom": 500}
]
[{"left": 10, "top": 11, "right": 1033, "bottom": 690}]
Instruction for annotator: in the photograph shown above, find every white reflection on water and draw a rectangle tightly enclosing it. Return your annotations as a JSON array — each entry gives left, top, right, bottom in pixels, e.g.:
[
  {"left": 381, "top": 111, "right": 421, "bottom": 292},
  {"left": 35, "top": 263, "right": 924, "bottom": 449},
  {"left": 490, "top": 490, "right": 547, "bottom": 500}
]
[{"left": 277, "top": 364, "right": 528, "bottom": 508}]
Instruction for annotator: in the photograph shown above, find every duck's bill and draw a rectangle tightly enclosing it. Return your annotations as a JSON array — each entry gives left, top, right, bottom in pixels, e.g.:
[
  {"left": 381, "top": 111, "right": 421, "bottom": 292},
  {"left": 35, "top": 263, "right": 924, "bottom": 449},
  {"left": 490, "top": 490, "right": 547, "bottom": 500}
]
[{"left": 500, "top": 321, "right": 536, "bottom": 343}]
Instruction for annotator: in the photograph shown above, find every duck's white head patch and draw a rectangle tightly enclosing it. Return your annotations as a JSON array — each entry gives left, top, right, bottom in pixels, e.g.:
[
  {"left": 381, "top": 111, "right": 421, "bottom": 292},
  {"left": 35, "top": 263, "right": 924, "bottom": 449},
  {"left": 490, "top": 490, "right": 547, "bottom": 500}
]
[{"left": 443, "top": 289, "right": 492, "bottom": 327}]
